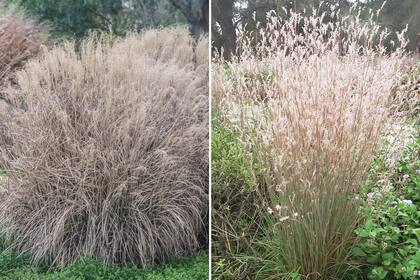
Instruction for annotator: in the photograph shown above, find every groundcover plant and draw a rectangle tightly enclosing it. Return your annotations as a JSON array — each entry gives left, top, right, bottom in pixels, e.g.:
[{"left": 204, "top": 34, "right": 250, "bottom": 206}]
[
  {"left": 0, "top": 27, "right": 209, "bottom": 268},
  {"left": 212, "top": 5, "right": 414, "bottom": 280}
]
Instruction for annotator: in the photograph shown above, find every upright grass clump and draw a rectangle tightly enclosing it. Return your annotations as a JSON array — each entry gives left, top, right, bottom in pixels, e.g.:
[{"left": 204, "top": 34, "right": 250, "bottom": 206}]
[
  {"left": 0, "top": 8, "right": 46, "bottom": 152},
  {"left": 213, "top": 5, "right": 408, "bottom": 279},
  {"left": 0, "top": 28, "right": 208, "bottom": 267}
]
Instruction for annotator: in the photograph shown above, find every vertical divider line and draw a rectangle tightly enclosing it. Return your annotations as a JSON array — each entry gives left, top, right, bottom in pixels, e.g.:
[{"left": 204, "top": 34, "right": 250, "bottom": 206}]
[{"left": 208, "top": 1, "right": 213, "bottom": 278}]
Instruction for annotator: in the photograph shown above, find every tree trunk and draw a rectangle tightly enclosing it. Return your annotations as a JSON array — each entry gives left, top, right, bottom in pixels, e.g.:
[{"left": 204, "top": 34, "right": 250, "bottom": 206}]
[
  {"left": 169, "top": 0, "right": 209, "bottom": 38},
  {"left": 212, "top": 0, "right": 235, "bottom": 59}
]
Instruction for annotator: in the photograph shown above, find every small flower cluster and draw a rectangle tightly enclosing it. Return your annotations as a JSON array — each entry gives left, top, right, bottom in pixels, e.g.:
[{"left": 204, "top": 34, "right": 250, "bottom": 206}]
[
  {"left": 367, "top": 191, "right": 383, "bottom": 205},
  {"left": 267, "top": 204, "right": 301, "bottom": 223},
  {"left": 381, "top": 120, "right": 416, "bottom": 167}
]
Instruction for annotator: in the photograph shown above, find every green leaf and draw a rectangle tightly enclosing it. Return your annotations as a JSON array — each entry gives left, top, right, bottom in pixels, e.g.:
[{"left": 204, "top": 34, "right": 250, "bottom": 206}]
[
  {"left": 367, "top": 254, "right": 381, "bottom": 265},
  {"left": 352, "top": 247, "right": 367, "bottom": 257},
  {"left": 381, "top": 252, "right": 394, "bottom": 267},
  {"left": 356, "top": 228, "right": 370, "bottom": 238},
  {"left": 369, "top": 267, "right": 388, "bottom": 280}
]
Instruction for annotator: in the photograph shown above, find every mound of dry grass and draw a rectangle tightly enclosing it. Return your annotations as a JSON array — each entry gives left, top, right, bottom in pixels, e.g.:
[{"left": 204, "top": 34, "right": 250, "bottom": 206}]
[
  {"left": 0, "top": 9, "right": 46, "bottom": 154},
  {"left": 0, "top": 28, "right": 208, "bottom": 267},
  {"left": 0, "top": 9, "right": 45, "bottom": 89}
]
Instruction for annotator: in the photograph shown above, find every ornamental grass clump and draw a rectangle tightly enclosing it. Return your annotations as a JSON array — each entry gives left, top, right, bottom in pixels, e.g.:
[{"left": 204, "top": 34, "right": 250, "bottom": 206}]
[
  {"left": 0, "top": 9, "right": 45, "bottom": 87},
  {"left": 0, "top": 9, "right": 46, "bottom": 151},
  {"left": 0, "top": 28, "right": 208, "bottom": 267},
  {"left": 213, "top": 5, "right": 407, "bottom": 280}
]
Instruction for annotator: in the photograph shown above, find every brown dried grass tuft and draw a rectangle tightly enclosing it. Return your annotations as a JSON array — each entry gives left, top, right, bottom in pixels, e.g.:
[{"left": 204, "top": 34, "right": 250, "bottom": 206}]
[
  {"left": 0, "top": 9, "right": 46, "bottom": 153},
  {"left": 0, "top": 9, "right": 46, "bottom": 89},
  {"left": 0, "top": 27, "right": 208, "bottom": 267}
]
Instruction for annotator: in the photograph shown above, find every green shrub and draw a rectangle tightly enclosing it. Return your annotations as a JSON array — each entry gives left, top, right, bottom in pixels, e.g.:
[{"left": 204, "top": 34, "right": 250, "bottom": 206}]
[{"left": 353, "top": 139, "right": 420, "bottom": 280}]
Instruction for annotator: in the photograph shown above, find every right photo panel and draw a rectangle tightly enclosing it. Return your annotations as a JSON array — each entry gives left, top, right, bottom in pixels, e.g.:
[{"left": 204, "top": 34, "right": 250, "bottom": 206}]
[{"left": 211, "top": 1, "right": 420, "bottom": 279}]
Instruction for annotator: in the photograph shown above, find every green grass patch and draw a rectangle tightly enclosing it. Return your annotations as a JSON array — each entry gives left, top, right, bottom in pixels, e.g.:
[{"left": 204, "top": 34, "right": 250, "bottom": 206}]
[{"left": 0, "top": 251, "right": 208, "bottom": 280}]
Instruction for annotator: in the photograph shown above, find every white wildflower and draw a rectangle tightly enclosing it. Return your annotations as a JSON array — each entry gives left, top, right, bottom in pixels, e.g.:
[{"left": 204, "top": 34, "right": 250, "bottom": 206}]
[
  {"left": 386, "top": 135, "right": 395, "bottom": 144},
  {"left": 402, "top": 199, "right": 413, "bottom": 206},
  {"left": 279, "top": 216, "right": 289, "bottom": 222}
]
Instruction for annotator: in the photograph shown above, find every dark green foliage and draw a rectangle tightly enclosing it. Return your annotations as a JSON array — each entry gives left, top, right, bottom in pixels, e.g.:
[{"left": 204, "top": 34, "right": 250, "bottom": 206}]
[
  {"left": 360, "top": 0, "right": 420, "bottom": 51},
  {"left": 0, "top": 251, "right": 209, "bottom": 280},
  {"left": 6, "top": 0, "right": 127, "bottom": 38},
  {"left": 126, "top": 0, "right": 185, "bottom": 31},
  {"left": 5, "top": 0, "right": 186, "bottom": 38},
  {"left": 353, "top": 139, "right": 420, "bottom": 280}
]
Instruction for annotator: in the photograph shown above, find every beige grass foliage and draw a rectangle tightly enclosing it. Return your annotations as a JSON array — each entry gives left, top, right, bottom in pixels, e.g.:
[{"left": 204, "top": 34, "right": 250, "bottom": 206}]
[
  {"left": 0, "top": 27, "right": 208, "bottom": 267},
  {"left": 213, "top": 6, "right": 407, "bottom": 279},
  {"left": 0, "top": 9, "right": 46, "bottom": 151},
  {"left": 0, "top": 9, "right": 45, "bottom": 87}
]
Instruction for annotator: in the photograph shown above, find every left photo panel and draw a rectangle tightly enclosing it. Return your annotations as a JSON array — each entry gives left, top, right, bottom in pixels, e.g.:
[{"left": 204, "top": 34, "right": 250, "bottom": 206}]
[{"left": 0, "top": 1, "right": 209, "bottom": 279}]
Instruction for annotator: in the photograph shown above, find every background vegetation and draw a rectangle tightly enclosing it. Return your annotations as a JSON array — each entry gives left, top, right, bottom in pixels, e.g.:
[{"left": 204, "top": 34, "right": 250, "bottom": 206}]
[
  {"left": 212, "top": 0, "right": 420, "bottom": 57},
  {"left": 5, "top": 0, "right": 208, "bottom": 38}
]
